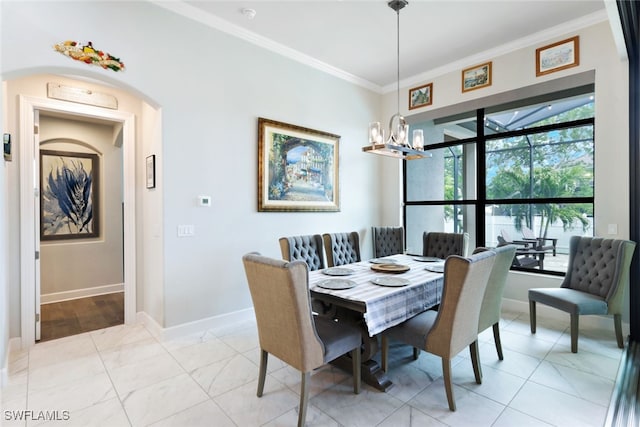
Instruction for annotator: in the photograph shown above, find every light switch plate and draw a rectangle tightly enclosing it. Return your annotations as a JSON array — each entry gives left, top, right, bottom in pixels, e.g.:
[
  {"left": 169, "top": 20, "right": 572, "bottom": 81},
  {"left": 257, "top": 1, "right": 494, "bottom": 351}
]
[{"left": 198, "top": 195, "right": 212, "bottom": 207}]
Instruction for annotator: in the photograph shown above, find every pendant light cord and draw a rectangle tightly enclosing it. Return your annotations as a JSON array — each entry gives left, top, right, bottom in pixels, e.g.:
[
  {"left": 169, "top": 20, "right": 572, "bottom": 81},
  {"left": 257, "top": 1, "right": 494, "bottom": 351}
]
[{"left": 396, "top": 7, "right": 400, "bottom": 115}]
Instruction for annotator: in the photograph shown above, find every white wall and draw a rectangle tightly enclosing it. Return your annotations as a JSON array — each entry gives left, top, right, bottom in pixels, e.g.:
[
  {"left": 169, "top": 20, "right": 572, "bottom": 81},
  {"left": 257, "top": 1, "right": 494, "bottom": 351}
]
[
  {"left": 39, "top": 115, "right": 124, "bottom": 297},
  {"left": 1, "top": 1, "right": 382, "bottom": 333}
]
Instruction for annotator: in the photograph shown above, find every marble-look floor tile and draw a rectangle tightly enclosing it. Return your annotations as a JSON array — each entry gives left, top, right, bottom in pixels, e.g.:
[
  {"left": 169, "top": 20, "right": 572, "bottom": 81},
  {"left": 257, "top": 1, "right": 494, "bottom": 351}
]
[
  {"left": 31, "top": 397, "right": 130, "bottom": 427},
  {"left": 554, "top": 328, "right": 624, "bottom": 360},
  {"left": 160, "top": 330, "right": 217, "bottom": 353},
  {"left": 382, "top": 361, "right": 435, "bottom": 403},
  {"left": 216, "top": 325, "right": 259, "bottom": 353},
  {"left": 1, "top": 372, "right": 28, "bottom": 404},
  {"left": 8, "top": 350, "right": 29, "bottom": 377},
  {"left": 100, "top": 337, "right": 168, "bottom": 371},
  {"left": 28, "top": 353, "right": 106, "bottom": 393},
  {"left": 168, "top": 338, "right": 236, "bottom": 372},
  {"left": 510, "top": 381, "right": 608, "bottom": 427},
  {"left": 28, "top": 372, "right": 116, "bottom": 415},
  {"left": 473, "top": 340, "right": 542, "bottom": 379},
  {"left": 263, "top": 403, "right": 340, "bottom": 427},
  {"left": 107, "top": 351, "right": 185, "bottom": 397},
  {"left": 529, "top": 360, "right": 615, "bottom": 405},
  {"left": 208, "top": 318, "right": 257, "bottom": 338},
  {"left": 503, "top": 314, "right": 566, "bottom": 343},
  {"left": 28, "top": 334, "right": 97, "bottom": 370},
  {"left": 311, "top": 382, "right": 404, "bottom": 427},
  {"left": 452, "top": 359, "right": 527, "bottom": 405},
  {"left": 121, "top": 373, "right": 209, "bottom": 427},
  {"left": 377, "top": 405, "right": 447, "bottom": 426},
  {"left": 191, "top": 353, "right": 259, "bottom": 398},
  {"left": 5, "top": 310, "right": 626, "bottom": 427},
  {"left": 268, "top": 363, "right": 349, "bottom": 400},
  {"left": 1, "top": 392, "right": 28, "bottom": 427},
  {"left": 544, "top": 345, "right": 621, "bottom": 380},
  {"left": 91, "top": 324, "right": 154, "bottom": 352},
  {"left": 492, "top": 407, "right": 554, "bottom": 427},
  {"left": 213, "top": 376, "right": 299, "bottom": 426},
  {"left": 499, "top": 329, "right": 555, "bottom": 359},
  {"left": 242, "top": 348, "right": 288, "bottom": 373},
  {"left": 149, "top": 400, "right": 235, "bottom": 427},
  {"left": 408, "top": 378, "right": 505, "bottom": 426}
]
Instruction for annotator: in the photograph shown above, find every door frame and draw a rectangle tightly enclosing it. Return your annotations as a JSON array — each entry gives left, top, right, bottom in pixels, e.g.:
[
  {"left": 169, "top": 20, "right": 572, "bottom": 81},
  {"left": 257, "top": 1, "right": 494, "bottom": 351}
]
[{"left": 19, "top": 95, "right": 136, "bottom": 348}]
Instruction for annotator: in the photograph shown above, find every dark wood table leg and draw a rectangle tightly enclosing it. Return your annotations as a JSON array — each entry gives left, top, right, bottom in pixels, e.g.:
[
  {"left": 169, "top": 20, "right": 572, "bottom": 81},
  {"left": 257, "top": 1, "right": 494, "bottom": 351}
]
[{"left": 330, "top": 307, "right": 393, "bottom": 391}]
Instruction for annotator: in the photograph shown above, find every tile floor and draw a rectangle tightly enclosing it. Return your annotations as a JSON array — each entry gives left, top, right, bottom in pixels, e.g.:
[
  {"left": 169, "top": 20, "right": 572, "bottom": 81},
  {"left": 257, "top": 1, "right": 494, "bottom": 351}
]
[{"left": 1, "top": 308, "right": 623, "bottom": 426}]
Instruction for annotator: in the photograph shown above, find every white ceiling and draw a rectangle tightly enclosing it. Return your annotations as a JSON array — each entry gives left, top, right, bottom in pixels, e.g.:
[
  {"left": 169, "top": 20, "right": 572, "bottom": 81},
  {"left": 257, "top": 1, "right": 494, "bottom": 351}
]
[{"left": 156, "top": 1, "right": 609, "bottom": 92}]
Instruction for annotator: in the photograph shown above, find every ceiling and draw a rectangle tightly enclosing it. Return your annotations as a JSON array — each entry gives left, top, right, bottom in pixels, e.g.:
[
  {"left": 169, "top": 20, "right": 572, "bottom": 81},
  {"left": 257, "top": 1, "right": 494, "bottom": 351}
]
[{"left": 157, "top": 1, "right": 610, "bottom": 92}]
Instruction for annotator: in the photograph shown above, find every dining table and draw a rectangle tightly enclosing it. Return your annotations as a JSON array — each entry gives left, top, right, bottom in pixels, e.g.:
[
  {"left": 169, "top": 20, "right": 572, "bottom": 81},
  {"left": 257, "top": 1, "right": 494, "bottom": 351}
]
[{"left": 308, "top": 253, "right": 445, "bottom": 391}]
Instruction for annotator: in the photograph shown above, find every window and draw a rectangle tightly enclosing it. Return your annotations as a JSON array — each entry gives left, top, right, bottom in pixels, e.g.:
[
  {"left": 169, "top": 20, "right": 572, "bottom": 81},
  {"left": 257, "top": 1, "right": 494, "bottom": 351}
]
[{"left": 404, "top": 89, "right": 594, "bottom": 274}]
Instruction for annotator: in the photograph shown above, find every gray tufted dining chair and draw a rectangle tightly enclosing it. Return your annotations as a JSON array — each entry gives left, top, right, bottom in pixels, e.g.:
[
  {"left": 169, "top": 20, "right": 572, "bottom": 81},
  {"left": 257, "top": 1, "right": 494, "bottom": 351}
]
[
  {"left": 529, "top": 236, "right": 636, "bottom": 353},
  {"left": 473, "top": 244, "right": 518, "bottom": 360},
  {"left": 381, "top": 251, "right": 496, "bottom": 411},
  {"left": 279, "top": 234, "right": 325, "bottom": 271},
  {"left": 372, "top": 226, "right": 404, "bottom": 258},
  {"left": 242, "top": 253, "right": 361, "bottom": 427},
  {"left": 423, "top": 232, "right": 469, "bottom": 259},
  {"left": 323, "top": 231, "right": 361, "bottom": 267}
]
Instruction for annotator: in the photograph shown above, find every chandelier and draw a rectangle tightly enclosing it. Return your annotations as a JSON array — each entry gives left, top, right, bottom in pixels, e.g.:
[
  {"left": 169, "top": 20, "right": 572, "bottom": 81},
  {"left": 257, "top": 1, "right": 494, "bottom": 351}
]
[{"left": 362, "top": 0, "right": 430, "bottom": 160}]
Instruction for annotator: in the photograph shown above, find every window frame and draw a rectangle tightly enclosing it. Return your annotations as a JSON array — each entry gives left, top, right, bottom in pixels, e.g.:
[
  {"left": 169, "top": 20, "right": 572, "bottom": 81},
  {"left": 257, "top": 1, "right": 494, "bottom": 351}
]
[{"left": 403, "top": 107, "right": 595, "bottom": 276}]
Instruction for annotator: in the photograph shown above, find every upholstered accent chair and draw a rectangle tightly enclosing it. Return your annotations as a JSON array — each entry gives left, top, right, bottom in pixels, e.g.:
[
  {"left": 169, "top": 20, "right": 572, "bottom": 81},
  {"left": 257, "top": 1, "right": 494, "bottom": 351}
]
[
  {"left": 323, "top": 231, "right": 361, "bottom": 267},
  {"left": 381, "top": 251, "right": 496, "bottom": 411},
  {"left": 529, "top": 236, "right": 636, "bottom": 353},
  {"left": 242, "top": 253, "right": 361, "bottom": 427},
  {"left": 473, "top": 245, "right": 518, "bottom": 360},
  {"left": 423, "top": 232, "right": 469, "bottom": 259},
  {"left": 279, "top": 234, "right": 325, "bottom": 271},
  {"left": 372, "top": 226, "right": 404, "bottom": 258}
]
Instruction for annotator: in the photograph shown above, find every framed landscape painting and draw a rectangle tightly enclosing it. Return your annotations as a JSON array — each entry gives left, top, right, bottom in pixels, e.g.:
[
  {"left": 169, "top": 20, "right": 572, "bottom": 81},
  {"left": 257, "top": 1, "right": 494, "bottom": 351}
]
[
  {"left": 462, "top": 61, "right": 492, "bottom": 93},
  {"left": 536, "top": 36, "right": 579, "bottom": 76},
  {"left": 40, "top": 149, "right": 99, "bottom": 240},
  {"left": 258, "top": 118, "right": 340, "bottom": 212},
  {"left": 409, "top": 83, "right": 433, "bottom": 110}
]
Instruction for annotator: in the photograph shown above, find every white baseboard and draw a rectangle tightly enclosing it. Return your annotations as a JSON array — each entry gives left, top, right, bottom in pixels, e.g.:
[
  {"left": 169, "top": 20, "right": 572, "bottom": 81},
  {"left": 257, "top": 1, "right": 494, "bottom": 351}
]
[
  {"left": 137, "top": 308, "right": 255, "bottom": 342},
  {"left": 41, "top": 283, "right": 124, "bottom": 304}
]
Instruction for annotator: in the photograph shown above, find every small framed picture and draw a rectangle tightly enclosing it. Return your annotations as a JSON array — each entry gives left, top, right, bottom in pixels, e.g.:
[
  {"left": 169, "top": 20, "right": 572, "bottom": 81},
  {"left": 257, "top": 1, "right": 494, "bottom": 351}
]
[
  {"left": 536, "top": 36, "right": 580, "bottom": 77},
  {"left": 462, "top": 61, "right": 492, "bottom": 93},
  {"left": 146, "top": 155, "right": 155, "bottom": 189},
  {"left": 409, "top": 83, "right": 433, "bottom": 110},
  {"left": 3, "top": 133, "right": 11, "bottom": 161}
]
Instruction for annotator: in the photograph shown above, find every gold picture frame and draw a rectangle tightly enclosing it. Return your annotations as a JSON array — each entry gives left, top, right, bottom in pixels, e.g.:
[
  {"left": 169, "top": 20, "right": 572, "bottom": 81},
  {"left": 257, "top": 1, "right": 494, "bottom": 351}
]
[
  {"left": 258, "top": 118, "right": 340, "bottom": 212},
  {"left": 536, "top": 36, "right": 580, "bottom": 77},
  {"left": 462, "top": 61, "right": 492, "bottom": 93},
  {"left": 409, "top": 83, "right": 433, "bottom": 110}
]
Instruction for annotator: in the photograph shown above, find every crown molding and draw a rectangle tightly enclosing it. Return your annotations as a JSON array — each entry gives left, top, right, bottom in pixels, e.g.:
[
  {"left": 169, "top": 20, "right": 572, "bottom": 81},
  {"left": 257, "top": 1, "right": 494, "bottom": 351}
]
[
  {"left": 150, "top": 1, "right": 382, "bottom": 93},
  {"left": 150, "top": 2, "right": 608, "bottom": 95}
]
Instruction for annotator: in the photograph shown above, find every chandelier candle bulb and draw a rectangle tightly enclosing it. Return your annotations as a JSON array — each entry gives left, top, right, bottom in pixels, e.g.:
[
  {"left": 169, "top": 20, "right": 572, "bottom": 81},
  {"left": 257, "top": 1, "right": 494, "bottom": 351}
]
[
  {"left": 369, "top": 122, "right": 382, "bottom": 145},
  {"left": 412, "top": 129, "right": 424, "bottom": 150}
]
